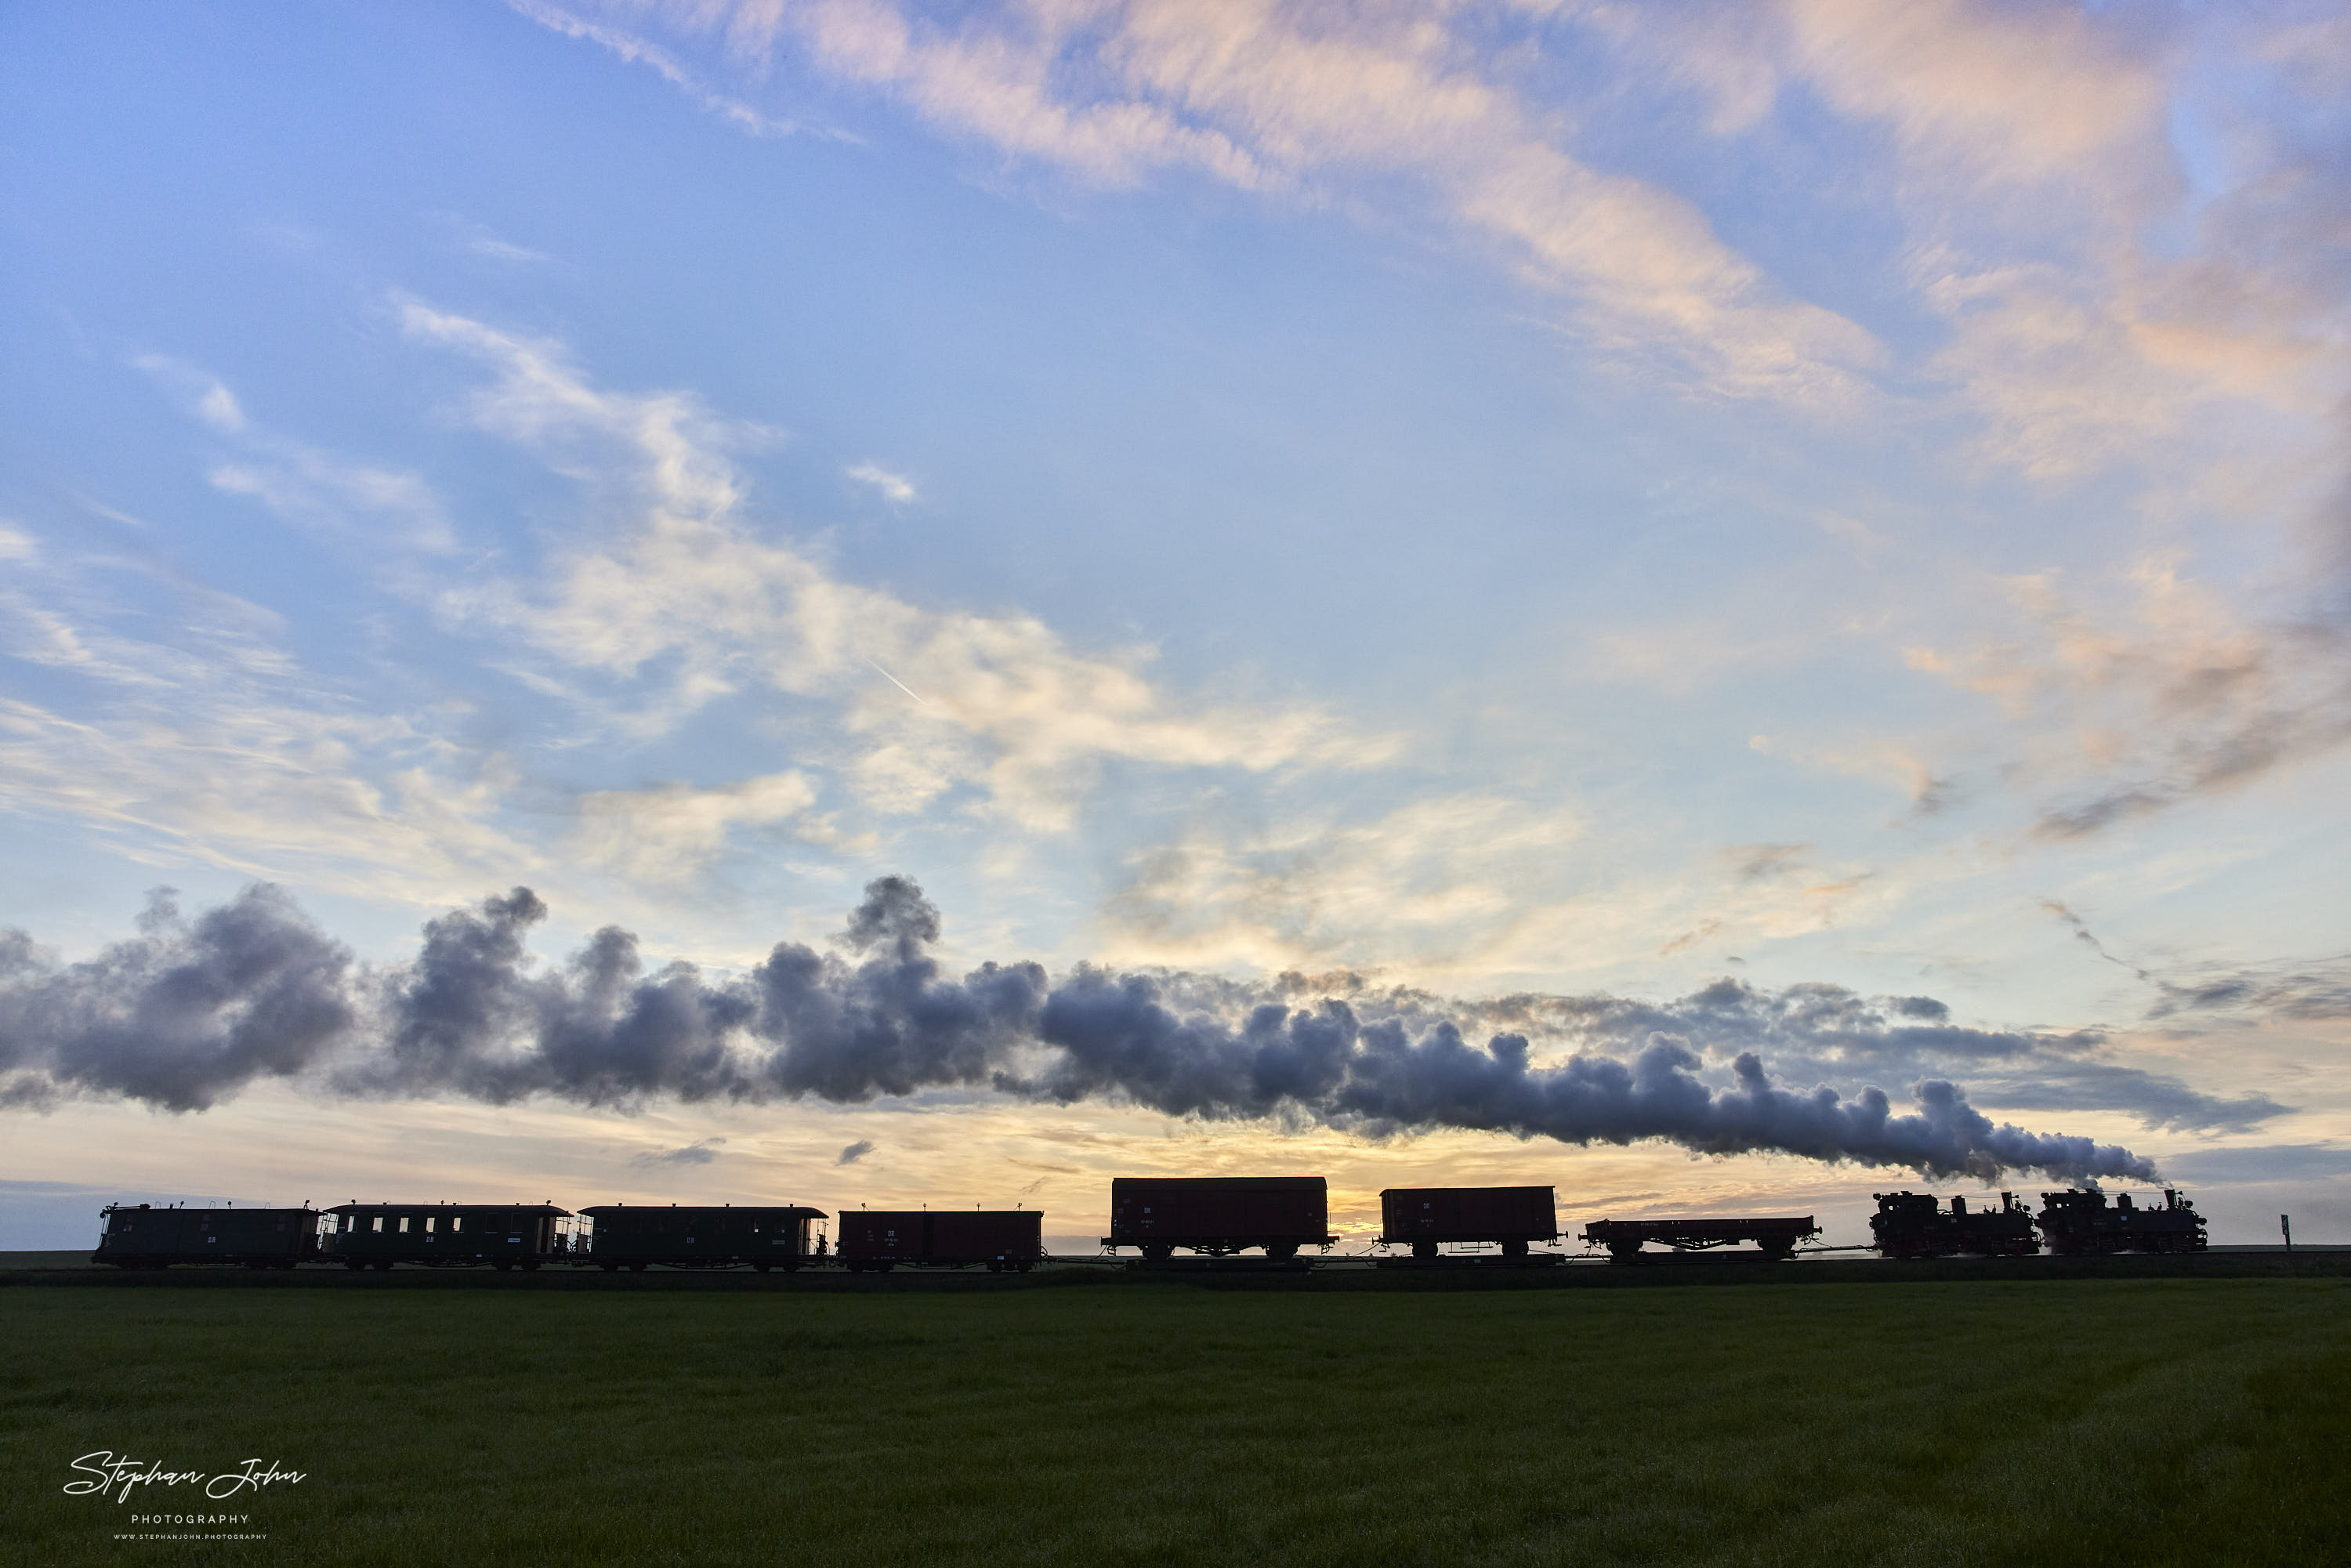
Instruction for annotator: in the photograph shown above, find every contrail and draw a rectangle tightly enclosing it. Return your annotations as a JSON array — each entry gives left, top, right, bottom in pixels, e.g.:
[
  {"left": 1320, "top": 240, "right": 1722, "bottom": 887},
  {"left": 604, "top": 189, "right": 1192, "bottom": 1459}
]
[{"left": 864, "top": 657, "right": 929, "bottom": 707}]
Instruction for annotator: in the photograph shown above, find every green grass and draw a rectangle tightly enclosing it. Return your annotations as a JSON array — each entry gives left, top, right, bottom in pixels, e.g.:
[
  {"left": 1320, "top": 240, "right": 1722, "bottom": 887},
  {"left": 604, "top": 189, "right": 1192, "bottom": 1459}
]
[{"left": 6, "top": 1272, "right": 2347, "bottom": 1566}]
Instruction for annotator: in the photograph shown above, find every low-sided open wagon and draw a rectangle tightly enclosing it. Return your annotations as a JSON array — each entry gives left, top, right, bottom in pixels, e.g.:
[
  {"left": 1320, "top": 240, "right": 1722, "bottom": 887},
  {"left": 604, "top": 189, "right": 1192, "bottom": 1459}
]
[{"left": 1583, "top": 1215, "right": 1820, "bottom": 1261}]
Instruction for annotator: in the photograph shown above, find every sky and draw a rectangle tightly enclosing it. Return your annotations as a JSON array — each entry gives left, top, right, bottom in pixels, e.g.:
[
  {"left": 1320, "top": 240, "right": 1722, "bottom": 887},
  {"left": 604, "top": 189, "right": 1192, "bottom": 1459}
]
[{"left": 3, "top": 0, "right": 2348, "bottom": 1252}]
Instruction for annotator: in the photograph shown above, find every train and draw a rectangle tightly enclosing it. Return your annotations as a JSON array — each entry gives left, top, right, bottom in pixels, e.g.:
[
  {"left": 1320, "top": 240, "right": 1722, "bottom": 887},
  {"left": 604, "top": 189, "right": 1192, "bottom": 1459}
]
[{"left": 86, "top": 1175, "right": 2210, "bottom": 1271}]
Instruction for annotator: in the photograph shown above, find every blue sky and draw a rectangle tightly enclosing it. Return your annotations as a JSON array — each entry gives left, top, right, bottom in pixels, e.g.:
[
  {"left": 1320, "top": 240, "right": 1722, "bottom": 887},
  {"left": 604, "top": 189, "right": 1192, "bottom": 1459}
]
[{"left": 4, "top": 1, "right": 2348, "bottom": 1249}]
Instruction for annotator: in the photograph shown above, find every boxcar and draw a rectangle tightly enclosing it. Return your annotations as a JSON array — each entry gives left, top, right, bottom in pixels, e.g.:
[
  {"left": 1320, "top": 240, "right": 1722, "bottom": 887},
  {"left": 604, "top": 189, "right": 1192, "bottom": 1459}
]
[
  {"left": 1584, "top": 1215, "right": 1820, "bottom": 1261},
  {"left": 1380, "top": 1186, "right": 1558, "bottom": 1258},
  {"left": 837, "top": 1209, "right": 1041, "bottom": 1272},
  {"left": 93, "top": 1204, "right": 322, "bottom": 1269},
  {"left": 581, "top": 1204, "right": 828, "bottom": 1272},
  {"left": 326, "top": 1203, "right": 572, "bottom": 1270},
  {"left": 1103, "top": 1176, "right": 1334, "bottom": 1261}
]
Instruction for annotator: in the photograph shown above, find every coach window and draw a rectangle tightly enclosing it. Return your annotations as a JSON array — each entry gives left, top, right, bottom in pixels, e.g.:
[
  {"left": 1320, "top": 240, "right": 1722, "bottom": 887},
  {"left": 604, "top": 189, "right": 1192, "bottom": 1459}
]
[
  {"left": 399, "top": 1216, "right": 410, "bottom": 1233},
  {"left": 452, "top": 1216, "right": 464, "bottom": 1233},
  {"left": 371, "top": 1216, "right": 384, "bottom": 1233},
  {"left": 425, "top": 1216, "right": 437, "bottom": 1233}
]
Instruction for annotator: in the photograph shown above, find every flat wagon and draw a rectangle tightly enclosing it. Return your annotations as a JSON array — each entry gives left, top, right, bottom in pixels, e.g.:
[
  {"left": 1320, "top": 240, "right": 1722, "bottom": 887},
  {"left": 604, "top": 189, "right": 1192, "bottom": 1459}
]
[
  {"left": 1583, "top": 1215, "right": 1820, "bottom": 1261},
  {"left": 1103, "top": 1175, "right": 1334, "bottom": 1261},
  {"left": 838, "top": 1209, "right": 1041, "bottom": 1272},
  {"left": 581, "top": 1204, "right": 828, "bottom": 1271},
  {"left": 93, "top": 1204, "right": 323, "bottom": 1269},
  {"left": 1379, "top": 1186, "right": 1558, "bottom": 1258},
  {"left": 326, "top": 1203, "right": 573, "bottom": 1270}
]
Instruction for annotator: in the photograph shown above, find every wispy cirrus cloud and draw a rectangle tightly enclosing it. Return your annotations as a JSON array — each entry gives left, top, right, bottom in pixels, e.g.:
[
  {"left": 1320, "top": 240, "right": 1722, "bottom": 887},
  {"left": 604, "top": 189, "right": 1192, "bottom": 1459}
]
[
  {"left": 527, "top": 0, "right": 1887, "bottom": 407},
  {"left": 508, "top": 0, "right": 810, "bottom": 138}
]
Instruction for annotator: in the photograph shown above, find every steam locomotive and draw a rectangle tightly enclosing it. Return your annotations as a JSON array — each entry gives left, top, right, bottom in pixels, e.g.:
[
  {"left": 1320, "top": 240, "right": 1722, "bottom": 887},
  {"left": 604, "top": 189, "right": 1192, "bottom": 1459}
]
[
  {"left": 88, "top": 1178, "right": 2208, "bottom": 1270},
  {"left": 1868, "top": 1188, "right": 2205, "bottom": 1258}
]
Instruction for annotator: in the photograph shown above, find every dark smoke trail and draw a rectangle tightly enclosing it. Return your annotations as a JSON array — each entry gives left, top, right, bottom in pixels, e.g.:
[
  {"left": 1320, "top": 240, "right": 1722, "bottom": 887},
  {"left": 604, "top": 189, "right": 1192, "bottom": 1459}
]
[{"left": 0, "top": 877, "right": 2193, "bottom": 1181}]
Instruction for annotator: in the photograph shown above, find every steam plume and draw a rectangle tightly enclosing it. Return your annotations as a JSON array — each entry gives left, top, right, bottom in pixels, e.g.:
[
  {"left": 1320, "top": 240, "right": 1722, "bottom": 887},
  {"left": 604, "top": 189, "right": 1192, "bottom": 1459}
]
[{"left": 0, "top": 877, "right": 2179, "bottom": 1181}]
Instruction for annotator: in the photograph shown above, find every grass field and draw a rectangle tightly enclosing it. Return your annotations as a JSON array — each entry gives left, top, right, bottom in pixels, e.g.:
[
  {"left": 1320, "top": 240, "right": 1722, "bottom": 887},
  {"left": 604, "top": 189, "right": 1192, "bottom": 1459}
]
[{"left": 7, "top": 1269, "right": 2347, "bottom": 1566}]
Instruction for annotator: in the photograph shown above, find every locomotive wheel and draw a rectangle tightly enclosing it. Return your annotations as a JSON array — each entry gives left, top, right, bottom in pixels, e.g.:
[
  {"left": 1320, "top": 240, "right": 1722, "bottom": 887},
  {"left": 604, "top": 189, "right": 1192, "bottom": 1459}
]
[
  {"left": 629, "top": 1262, "right": 648, "bottom": 1273},
  {"left": 346, "top": 1260, "right": 366, "bottom": 1272},
  {"left": 754, "top": 1262, "right": 771, "bottom": 1273},
  {"left": 600, "top": 1262, "right": 619, "bottom": 1273}
]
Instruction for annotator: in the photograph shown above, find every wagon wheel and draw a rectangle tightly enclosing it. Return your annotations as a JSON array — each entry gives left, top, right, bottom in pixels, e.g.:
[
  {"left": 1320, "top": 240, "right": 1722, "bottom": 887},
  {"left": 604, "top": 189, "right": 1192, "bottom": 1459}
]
[{"left": 1263, "top": 1244, "right": 1299, "bottom": 1262}]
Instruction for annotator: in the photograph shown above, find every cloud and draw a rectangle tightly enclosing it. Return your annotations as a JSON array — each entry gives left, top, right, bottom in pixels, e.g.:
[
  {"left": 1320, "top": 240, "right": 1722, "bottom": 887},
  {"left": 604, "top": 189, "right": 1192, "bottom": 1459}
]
[
  {"left": 630, "top": 1136, "right": 725, "bottom": 1166},
  {"left": 836, "top": 1139, "right": 875, "bottom": 1165},
  {"left": 135, "top": 353, "right": 454, "bottom": 552},
  {"left": 845, "top": 462, "right": 916, "bottom": 505},
  {"left": 2161, "top": 1143, "right": 2351, "bottom": 1185},
  {"left": 1095, "top": 793, "right": 1586, "bottom": 973},
  {"left": 132, "top": 354, "right": 247, "bottom": 433},
  {"left": 402, "top": 301, "right": 1396, "bottom": 830},
  {"left": 527, "top": 0, "right": 1886, "bottom": 406},
  {"left": 1784, "top": 0, "right": 2167, "bottom": 186},
  {"left": 0, "top": 521, "right": 538, "bottom": 904},
  {"left": 521, "top": 2, "right": 2351, "bottom": 496},
  {"left": 1909, "top": 563, "right": 2351, "bottom": 837},
  {"left": 507, "top": 0, "right": 807, "bottom": 138},
  {"left": 572, "top": 772, "right": 839, "bottom": 885},
  {"left": 2, "top": 875, "right": 2258, "bottom": 1182},
  {"left": 2045, "top": 900, "right": 2351, "bottom": 1025}
]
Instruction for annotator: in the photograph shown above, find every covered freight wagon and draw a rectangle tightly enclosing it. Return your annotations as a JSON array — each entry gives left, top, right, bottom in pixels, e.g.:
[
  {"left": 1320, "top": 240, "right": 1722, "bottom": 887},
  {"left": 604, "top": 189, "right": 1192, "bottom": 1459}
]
[
  {"left": 838, "top": 1209, "right": 1041, "bottom": 1272},
  {"left": 1103, "top": 1176, "right": 1334, "bottom": 1261},
  {"left": 1379, "top": 1186, "right": 1557, "bottom": 1258},
  {"left": 94, "top": 1204, "right": 323, "bottom": 1269},
  {"left": 581, "top": 1204, "right": 827, "bottom": 1272},
  {"left": 326, "top": 1203, "right": 573, "bottom": 1270}
]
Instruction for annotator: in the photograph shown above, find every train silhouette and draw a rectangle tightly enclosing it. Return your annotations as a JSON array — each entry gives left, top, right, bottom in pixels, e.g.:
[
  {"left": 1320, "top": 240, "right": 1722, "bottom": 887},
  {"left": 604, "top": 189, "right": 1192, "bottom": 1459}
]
[{"left": 89, "top": 1176, "right": 2207, "bottom": 1271}]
